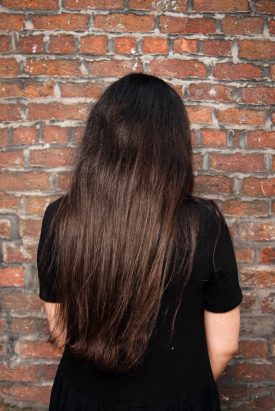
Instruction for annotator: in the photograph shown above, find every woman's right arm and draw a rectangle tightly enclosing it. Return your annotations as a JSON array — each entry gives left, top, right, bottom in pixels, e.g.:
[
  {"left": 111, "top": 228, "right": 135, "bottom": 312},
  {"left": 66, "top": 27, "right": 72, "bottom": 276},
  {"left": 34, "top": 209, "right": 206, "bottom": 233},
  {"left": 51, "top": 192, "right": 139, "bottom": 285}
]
[{"left": 204, "top": 305, "right": 241, "bottom": 381}]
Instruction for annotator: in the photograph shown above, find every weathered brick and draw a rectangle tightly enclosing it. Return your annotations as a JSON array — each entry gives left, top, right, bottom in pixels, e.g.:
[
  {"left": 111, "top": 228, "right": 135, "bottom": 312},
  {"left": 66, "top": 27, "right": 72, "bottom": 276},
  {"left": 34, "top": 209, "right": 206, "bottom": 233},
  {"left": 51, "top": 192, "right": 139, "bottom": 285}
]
[
  {"left": 0, "top": 364, "right": 40, "bottom": 381},
  {"left": 200, "top": 129, "right": 227, "bottom": 146},
  {"left": 216, "top": 107, "right": 265, "bottom": 126},
  {"left": 0, "top": 266, "right": 24, "bottom": 287},
  {"left": 60, "top": 82, "right": 107, "bottom": 99},
  {"left": 25, "top": 58, "right": 81, "bottom": 77},
  {"left": 186, "top": 106, "right": 213, "bottom": 124},
  {"left": 142, "top": 37, "right": 168, "bottom": 54},
  {"left": 16, "top": 34, "right": 44, "bottom": 54},
  {"left": 32, "top": 13, "right": 89, "bottom": 31},
  {"left": 240, "top": 223, "right": 275, "bottom": 241},
  {"left": 188, "top": 83, "right": 236, "bottom": 102},
  {"left": 48, "top": 34, "right": 76, "bottom": 54},
  {"left": 28, "top": 102, "right": 89, "bottom": 121},
  {"left": 222, "top": 16, "right": 264, "bottom": 35},
  {"left": 0, "top": 103, "right": 22, "bottom": 121},
  {"left": 260, "top": 247, "right": 275, "bottom": 264},
  {"left": 0, "top": 35, "right": 12, "bottom": 52},
  {"left": 214, "top": 63, "right": 262, "bottom": 80},
  {"left": 114, "top": 37, "right": 136, "bottom": 54},
  {"left": 246, "top": 131, "right": 275, "bottom": 149},
  {"left": 1, "top": 385, "right": 52, "bottom": 404},
  {"left": 87, "top": 59, "right": 142, "bottom": 76},
  {"left": 94, "top": 13, "right": 154, "bottom": 32},
  {"left": 150, "top": 59, "right": 207, "bottom": 78},
  {"left": 43, "top": 125, "right": 70, "bottom": 143},
  {"left": 193, "top": 0, "right": 249, "bottom": 12},
  {"left": 0, "top": 172, "right": 50, "bottom": 191},
  {"left": 0, "top": 150, "right": 24, "bottom": 167},
  {"left": 242, "top": 177, "right": 275, "bottom": 196},
  {"left": 30, "top": 147, "right": 73, "bottom": 167},
  {"left": 255, "top": 0, "right": 275, "bottom": 14},
  {"left": 203, "top": 40, "right": 232, "bottom": 56},
  {"left": 64, "top": 0, "right": 123, "bottom": 9},
  {"left": 80, "top": 35, "right": 108, "bottom": 55},
  {"left": 0, "top": 219, "right": 12, "bottom": 238},
  {"left": 234, "top": 363, "right": 275, "bottom": 381},
  {"left": 129, "top": 0, "right": 188, "bottom": 12},
  {"left": 15, "top": 340, "right": 63, "bottom": 359},
  {"left": 194, "top": 175, "right": 234, "bottom": 194},
  {"left": 241, "top": 86, "right": 275, "bottom": 105},
  {"left": 2, "top": 0, "right": 58, "bottom": 9},
  {"left": 159, "top": 16, "right": 216, "bottom": 34},
  {"left": 210, "top": 153, "right": 265, "bottom": 172},
  {"left": 12, "top": 127, "right": 38, "bottom": 145},
  {"left": 0, "top": 14, "right": 24, "bottom": 30},
  {"left": 172, "top": 38, "right": 198, "bottom": 53},
  {"left": 0, "top": 58, "right": 20, "bottom": 77},
  {"left": 0, "top": 80, "right": 54, "bottom": 99},
  {"left": 238, "top": 40, "right": 275, "bottom": 60}
]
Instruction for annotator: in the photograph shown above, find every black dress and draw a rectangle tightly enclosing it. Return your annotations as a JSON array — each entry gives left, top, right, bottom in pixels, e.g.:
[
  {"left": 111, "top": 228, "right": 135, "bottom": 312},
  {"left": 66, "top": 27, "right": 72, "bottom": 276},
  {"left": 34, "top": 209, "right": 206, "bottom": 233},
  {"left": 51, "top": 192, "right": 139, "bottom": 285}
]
[{"left": 37, "top": 197, "right": 243, "bottom": 411}]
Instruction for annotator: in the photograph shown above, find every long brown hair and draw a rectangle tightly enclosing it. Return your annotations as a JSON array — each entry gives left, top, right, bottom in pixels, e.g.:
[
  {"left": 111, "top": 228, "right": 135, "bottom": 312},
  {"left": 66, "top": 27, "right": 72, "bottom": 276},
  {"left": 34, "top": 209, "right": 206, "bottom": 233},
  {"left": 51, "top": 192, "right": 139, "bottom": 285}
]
[{"left": 40, "top": 72, "right": 223, "bottom": 373}]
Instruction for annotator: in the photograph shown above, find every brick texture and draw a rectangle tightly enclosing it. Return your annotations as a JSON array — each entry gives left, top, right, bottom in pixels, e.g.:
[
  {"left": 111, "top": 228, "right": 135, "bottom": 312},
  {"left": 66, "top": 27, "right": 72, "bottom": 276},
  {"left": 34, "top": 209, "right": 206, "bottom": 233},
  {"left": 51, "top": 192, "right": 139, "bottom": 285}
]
[{"left": 0, "top": 0, "right": 274, "bottom": 410}]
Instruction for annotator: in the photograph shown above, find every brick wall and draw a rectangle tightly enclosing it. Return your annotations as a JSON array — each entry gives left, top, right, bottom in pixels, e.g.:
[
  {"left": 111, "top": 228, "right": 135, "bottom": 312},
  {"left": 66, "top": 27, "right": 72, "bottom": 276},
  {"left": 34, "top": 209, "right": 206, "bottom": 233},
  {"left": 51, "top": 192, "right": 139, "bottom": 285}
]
[{"left": 0, "top": 0, "right": 274, "bottom": 409}]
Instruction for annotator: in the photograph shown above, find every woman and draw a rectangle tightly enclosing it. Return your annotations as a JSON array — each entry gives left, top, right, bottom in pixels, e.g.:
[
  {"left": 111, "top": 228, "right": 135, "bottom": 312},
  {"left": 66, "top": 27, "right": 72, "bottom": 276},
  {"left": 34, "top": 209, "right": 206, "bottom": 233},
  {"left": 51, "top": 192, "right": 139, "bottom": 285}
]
[{"left": 37, "top": 72, "right": 243, "bottom": 410}]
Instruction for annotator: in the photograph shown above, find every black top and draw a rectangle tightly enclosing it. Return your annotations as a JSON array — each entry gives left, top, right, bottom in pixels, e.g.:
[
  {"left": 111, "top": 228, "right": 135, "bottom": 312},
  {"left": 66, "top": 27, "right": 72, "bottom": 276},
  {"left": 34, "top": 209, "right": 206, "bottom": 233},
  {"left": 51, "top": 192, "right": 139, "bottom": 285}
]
[{"left": 37, "top": 196, "right": 243, "bottom": 411}]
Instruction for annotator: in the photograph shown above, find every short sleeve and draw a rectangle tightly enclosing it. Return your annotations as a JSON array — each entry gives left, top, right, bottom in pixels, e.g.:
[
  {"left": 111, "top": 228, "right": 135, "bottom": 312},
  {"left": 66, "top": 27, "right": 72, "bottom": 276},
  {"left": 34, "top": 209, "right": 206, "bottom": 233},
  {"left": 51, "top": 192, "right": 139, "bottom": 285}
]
[
  {"left": 203, "top": 211, "right": 243, "bottom": 313},
  {"left": 36, "top": 199, "right": 61, "bottom": 303}
]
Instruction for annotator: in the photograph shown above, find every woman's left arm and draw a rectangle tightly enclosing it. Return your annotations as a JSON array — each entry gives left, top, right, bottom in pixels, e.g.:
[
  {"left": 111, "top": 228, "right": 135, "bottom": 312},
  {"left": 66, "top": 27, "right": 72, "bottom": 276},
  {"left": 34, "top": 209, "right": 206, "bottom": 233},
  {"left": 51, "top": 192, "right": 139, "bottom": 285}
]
[{"left": 43, "top": 302, "right": 67, "bottom": 350}]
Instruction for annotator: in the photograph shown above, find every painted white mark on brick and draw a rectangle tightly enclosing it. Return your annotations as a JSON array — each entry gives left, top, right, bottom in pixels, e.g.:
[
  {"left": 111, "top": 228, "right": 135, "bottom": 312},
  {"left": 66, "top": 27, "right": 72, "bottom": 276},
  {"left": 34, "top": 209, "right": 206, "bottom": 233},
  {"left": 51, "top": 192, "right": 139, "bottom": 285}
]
[
  {"left": 32, "top": 44, "right": 37, "bottom": 53},
  {"left": 25, "top": 20, "right": 33, "bottom": 30},
  {"left": 209, "top": 88, "right": 217, "bottom": 96},
  {"left": 130, "top": 48, "right": 135, "bottom": 54}
]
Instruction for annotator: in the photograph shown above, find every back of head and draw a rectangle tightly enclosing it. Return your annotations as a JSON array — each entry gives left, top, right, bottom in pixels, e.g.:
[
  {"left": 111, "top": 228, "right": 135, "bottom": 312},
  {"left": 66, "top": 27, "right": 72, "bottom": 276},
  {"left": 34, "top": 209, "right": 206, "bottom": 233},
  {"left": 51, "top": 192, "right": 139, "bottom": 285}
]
[{"left": 44, "top": 72, "right": 202, "bottom": 374}]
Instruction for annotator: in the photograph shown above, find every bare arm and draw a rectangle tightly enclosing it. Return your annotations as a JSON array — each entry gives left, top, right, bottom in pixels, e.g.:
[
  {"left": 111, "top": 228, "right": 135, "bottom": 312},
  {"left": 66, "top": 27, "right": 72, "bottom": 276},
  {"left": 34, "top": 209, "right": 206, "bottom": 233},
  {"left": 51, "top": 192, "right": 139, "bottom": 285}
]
[
  {"left": 43, "top": 302, "right": 67, "bottom": 350},
  {"left": 204, "top": 305, "right": 241, "bottom": 381}
]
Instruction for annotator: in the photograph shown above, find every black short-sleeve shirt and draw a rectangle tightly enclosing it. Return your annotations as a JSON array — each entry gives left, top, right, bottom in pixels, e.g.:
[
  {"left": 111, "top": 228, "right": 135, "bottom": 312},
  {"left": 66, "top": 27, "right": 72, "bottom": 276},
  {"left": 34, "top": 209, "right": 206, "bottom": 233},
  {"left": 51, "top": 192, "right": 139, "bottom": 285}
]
[{"left": 37, "top": 196, "right": 243, "bottom": 410}]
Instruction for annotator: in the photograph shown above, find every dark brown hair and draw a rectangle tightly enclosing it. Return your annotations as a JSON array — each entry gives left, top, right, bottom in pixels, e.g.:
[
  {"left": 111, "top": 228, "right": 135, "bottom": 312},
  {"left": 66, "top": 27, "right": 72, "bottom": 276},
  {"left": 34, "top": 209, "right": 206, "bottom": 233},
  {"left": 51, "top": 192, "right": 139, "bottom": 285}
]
[{"left": 40, "top": 72, "right": 223, "bottom": 374}]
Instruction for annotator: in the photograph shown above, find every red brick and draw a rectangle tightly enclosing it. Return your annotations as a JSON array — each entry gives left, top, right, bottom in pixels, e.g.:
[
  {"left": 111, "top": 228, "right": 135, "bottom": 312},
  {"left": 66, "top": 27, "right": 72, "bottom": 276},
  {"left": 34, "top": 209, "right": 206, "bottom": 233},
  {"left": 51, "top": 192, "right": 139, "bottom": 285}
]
[
  {"left": 173, "top": 38, "right": 198, "bottom": 54},
  {"left": 260, "top": 291, "right": 275, "bottom": 313},
  {"left": 186, "top": 106, "right": 213, "bottom": 124},
  {"left": 48, "top": 34, "right": 76, "bottom": 54},
  {"left": 188, "top": 83, "right": 236, "bottom": 102},
  {"left": 12, "top": 127, "right": 38, "bottom": 145},
  {"left": 193, "top": 0, "right": 248, "bottom": 12},
  {"left": 94, "top": 13, "right": 154, "bottom": 32},
  {"left": 240, "top": 290, "right": 256, "bottom": 310},
  {"left": 114, "top": 37, "right": 136, "bottom": 54},
  {"left": 0, "top": 193, "right": 20, "bottom": 210},
  {"left": 194, "top": 175, "right": 234, "bottom": 194},
  {"left": 3, "top": 241, "right": 38, "bottom": 263},
  {"left": 60, "top": 81, "right": 107, "bottom": 98},
  {"left": 15, "top": 340, "right": 62, "bottom": 359},
  {"left": 159, "top": 16, "right": 216, "bottom": 34},
  {"left": 0, "top": 35, "right": 12, "bottom": 52},
  {"left": 24, "top": 196, "right": 58, "bottom": 215},
  {"left": 0, "top": 14, "right": 24, "bottom": 30},
  {"left": 0, "top": 58, "right": 20, "bottom": 77},
  {"left": 0, "top": 267, "right": 24, "bottom": 287},
  {"left": 129, "top": 0, "right": 188, "bottom": 11},
  {"left": 64, "top": 0, "right": 123, "bottom": 9},
  {"left": 241, "top": 86, "right": 275, "bottom": 105},
  {"left": 240, "top": 223, "right": 275, "bottom": 241},
  {"left": 87, "top": 59, "right": 142, "bottom": 77},
  {"left": 1, "top": 292, "right": 42, "bottom": 311},
  {"left": 255, "top": 0, "right": 275, "bottom": 13},
  {"left": 2, "top": 0, "right": 58, "bottom": 8},
  {"left": 28, "top": 102, "right": 89, "bottom": 121},
  {"left": 200, "top": 129, "right": 227, "bottom": 146},
  {"left": 30, "top": 147, "right": 73, "bottom": 167},
  {"left": 214, "top": 63, "right": 262, "bottom": 80},
  {"left": 20, "top": 218, "right": 42, "bottom": 238},
  {"left": 0, "top": 219, "right": 11, "bottom": 238},
  {"left": 0, "top": 104, "right": 22, "bottom": 121},
  {"left": 1, "top": 385, "right": 51, "bottom": 405},
  {"left": 242, "top": 177, "right": 275, "bottom": 196},
  {"left": 0, "top": 364, "right": 40, "bottom": 381},
  {"left": 237, "top": 248, "right": 253, "bottom": 264},
  {"left": 25, "top": 58, "right": 81, "bottom": 76},
  {"left": 269, "top": 20, "right": 275, "bottom": 35},
  {"left": 238, "top": 339, "right": 267, "bottom": 359},
  {"left": 234, "top": 363, "right": 275, "bottom": 381},
  {"left": 16, "top": 34, "right": 44, "bottom": 54},
  {"left": 260, "top": 247, "right": 275, "bottom": 264},
  {"left": 222, "top": 16, "right": 264, "bottom": 35},
  {"left": 239, "top": 40, "right": 275, "bottom": 60},
  {"left": 223, "top": 200, "right": 268, "bottom": 216},
  {"left": 142, "top": 37, "right": 168, "bottom": 54},
  {"left": 150, "top": 59, "right": 206, "bottom": 78},
  {"left": 0, "top": 150, "right": 24, "bottom": 167},
  {"left": 203, "top": 40, "right": 232, "bottom": 56},
  {"left": 56, "top": 172, "right": 71, "bottom": 191},
  {"left": 246, "top": 131, "right": 275, "bottom": 149},
  {"left": 216, "top": 107, "right": 265, "bottom": 126},
  {"left": 10, "top": 317, "right": 38, "bottom": 334},
  {"left": 0, "top": 80, "right": 54, "bottom": 99},
  {"left": 80, "top": 35, "right": 108, "bottom": 54},
  {"left": 0, "top": 128, "right": 9, "bottom": 145},
  {"left": 32, "top": 13, "right": 88, "bottom": 31},
  {"left": 219, "top": 386, "right": 249, "bottom": 402},
  {"left": 0, "top": 172, "right": 50, "bottom": 191},
  {"left": 43, "top": 125, "right": 70, "bottom": 143},
  {"left": 210, "top": 153, "right": 265, "bottom": 173}
]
